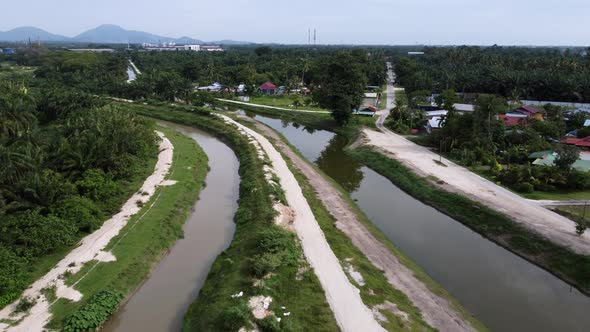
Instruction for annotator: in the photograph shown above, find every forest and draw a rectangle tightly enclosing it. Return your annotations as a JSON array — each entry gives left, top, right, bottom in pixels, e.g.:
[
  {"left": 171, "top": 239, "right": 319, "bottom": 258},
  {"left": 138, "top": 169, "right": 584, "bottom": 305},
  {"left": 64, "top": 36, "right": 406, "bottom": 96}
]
[
  {"left": 395, "top": 46, "right": 590, "bottom": 103},
  {"left": 0, "top": 56, "right": 157, "bottom": 307}
]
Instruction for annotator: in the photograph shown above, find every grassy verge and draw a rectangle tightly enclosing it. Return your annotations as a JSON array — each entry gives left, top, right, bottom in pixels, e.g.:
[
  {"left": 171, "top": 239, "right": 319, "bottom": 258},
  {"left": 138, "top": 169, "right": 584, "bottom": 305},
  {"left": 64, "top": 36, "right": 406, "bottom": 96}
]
[
  {"left": 46, "top": 126, "right": 208, "bottom": 329},
  {"left": 247, "top": 95, "right": 331, "bottom": 113},
  {"left": 348, "top": 147, "right": 590, "bottom": 295},
  {"left": 522, "top": 190, "right": 590, "bottom": 201},
  {"left": 552, "top": 205, "right": 590, "bottom": 225},
  {"left": 117, "top": 103, "right": 338, "bottom": 331}
]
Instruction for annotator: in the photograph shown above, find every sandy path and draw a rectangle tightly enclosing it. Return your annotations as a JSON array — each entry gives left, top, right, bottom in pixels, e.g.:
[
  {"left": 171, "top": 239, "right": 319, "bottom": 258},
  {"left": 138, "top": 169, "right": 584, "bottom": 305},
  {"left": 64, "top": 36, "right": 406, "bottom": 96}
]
[
  {"left": 217, "top": 98, "right": 331, "bottom": 114},
  {"left": 217, "top": 115, "right": 384, "bottom": 332},
  {"left": 0, "top": 132, "right": 174, "bottom": 332},
  {"left": 249, "top": 118, "right": 477, "bottom": 332}
]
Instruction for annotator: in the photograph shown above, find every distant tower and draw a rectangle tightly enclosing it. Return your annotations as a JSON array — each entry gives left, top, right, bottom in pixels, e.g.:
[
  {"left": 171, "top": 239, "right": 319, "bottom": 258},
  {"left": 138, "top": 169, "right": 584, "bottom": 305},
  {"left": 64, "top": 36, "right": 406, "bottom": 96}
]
[
  {"left": 308, "top": 29, "right": 311, "bottom": 45},
  {"left": 313, "top": 29, "right": 316, "bottom": 46}
]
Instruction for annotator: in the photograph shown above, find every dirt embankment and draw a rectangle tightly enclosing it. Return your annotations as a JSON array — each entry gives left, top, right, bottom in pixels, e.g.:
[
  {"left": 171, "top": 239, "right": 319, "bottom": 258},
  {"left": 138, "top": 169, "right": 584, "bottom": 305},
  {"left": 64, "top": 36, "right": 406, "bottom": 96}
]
[
  {"left": 251, "top": 120, "right": 477, "bottom": 332},
  {"left": 218, "top": 115, "right": 384, "bottom": 332}
]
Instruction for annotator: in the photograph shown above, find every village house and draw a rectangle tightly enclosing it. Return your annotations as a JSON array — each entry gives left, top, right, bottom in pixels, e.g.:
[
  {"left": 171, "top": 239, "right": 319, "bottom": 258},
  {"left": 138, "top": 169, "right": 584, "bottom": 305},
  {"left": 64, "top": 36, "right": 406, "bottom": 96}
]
[
  {"left": 500, "top": 106, "right": 544, "bottom": 127},
  {"left": 353, "top": 106, "right": 378, "bottom": 117},
  {"left": 258, "top": 81, "right": 278, "bottom": 95}
]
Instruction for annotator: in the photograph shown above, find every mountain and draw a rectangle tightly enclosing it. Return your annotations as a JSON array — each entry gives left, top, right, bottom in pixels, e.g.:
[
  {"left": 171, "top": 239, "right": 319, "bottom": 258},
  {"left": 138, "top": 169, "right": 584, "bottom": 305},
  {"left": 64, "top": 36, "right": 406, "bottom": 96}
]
[
  {"left": 0, "top": 26, "right": 69, "bottom": 42},
  {"left": 72, "top": 24, "right": 173, "bottom": 44},
  {"left": 174, "top": 36, "right": 204, "bottom": 44},
  {"left": 0, "top": 24, "right": 252, "bottom": 45},
  {"left": 211, "top": 39, "right": 254, "bottom": 45}
]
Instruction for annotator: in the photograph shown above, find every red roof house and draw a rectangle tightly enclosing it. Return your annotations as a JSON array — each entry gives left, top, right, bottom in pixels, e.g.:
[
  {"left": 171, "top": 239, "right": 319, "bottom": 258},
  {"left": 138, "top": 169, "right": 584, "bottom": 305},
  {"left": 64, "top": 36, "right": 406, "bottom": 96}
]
[
  {"left": 563, "top": 136, "right": 590, "bottom": 148},
  {"left": 258, "top": 82, "right": 278, "bottom": 94},
  {"left": 499, "top": 114, "right": 529, "bottom": 127}
]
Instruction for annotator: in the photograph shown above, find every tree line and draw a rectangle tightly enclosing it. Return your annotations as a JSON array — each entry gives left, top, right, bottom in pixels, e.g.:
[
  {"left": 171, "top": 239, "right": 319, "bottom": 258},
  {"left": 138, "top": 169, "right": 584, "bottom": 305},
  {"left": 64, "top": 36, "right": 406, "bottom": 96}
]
[{"left": 395, "top": 46, "right": 590, "bottom": 103}]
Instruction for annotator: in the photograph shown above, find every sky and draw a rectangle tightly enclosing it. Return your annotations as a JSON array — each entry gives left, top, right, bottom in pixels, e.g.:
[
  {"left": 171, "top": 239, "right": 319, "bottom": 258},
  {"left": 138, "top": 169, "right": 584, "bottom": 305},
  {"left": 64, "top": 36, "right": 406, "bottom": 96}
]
[{"left": 1, "top": 0, "right": 589, "bottom": 45}]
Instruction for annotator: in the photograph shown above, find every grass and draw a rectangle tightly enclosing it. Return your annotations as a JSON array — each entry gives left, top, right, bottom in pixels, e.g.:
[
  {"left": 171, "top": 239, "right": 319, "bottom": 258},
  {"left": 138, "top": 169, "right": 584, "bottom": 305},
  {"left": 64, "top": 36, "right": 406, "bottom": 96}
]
[
  {"left": 348, "top": 147, "right": 590, "bottom": 296},
  {"left": 247, "top": 95, "right": 331, "bottom": 113},
  {"left": 46, "top": 126, "right": 209, "bottom": 329},
  {"left": 522, "top": 190, "right": 590, "bottom": 201},
  {"left": 552, "top": 205, "right": 590, "bottom": 225},
  {"left": 116, "top": 103, "right": 338, "bottom": 331}
]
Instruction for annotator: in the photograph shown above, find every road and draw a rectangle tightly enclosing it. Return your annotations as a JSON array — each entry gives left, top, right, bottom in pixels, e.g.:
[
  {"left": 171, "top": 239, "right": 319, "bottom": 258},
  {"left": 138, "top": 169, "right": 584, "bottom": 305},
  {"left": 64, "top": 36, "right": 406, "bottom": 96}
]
[{"left": 366, "top": 64, "right": 590, "bottom": 256}]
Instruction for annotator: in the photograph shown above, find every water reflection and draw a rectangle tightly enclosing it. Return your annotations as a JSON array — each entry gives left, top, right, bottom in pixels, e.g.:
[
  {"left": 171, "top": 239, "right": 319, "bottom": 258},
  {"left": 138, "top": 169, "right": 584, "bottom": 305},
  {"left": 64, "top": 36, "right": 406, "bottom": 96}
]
[{"left": 316, "top": 135, "right": 364, "bottom": 192}]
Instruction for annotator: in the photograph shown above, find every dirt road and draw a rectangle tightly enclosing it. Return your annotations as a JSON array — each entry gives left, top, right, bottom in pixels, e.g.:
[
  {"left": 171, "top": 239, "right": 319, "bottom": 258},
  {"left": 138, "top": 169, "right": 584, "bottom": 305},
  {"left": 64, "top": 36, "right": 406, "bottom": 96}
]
[
  {"left": 250, "top": 119, "right": 477, "bottom": 332},
  {"left": 218, "top": 115, "right": 384, "bottom": 332}
]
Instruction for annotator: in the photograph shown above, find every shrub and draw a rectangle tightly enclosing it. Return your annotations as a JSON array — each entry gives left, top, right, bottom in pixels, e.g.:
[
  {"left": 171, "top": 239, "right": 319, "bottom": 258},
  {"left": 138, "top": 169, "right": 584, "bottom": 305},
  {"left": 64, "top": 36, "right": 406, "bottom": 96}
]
[
  {"left": 1, "top": 210, "right": 77, "bottom": 257},
  {"left": 258, "top": 316, "right": 281, "bottom": 332},
  {"left": 515, "top": 182, "right": 534, "bottom": 193},
  {"left": 0, "top": 247, "right": 27, "bottom": 307},
  {"left": 220, "top": 303, "right": 251, "bottom": 331},
  {"left": 63, "top": 289, "right": 123, "bottom": 332},
  {"left": 53, "top": 196, "right": 102, "bottom": 233},
  {"left": 76, "top": 169, "right": 120, "bottom": 202},
  {"left": 15, "top": 296, "right": 36, "bottom": 313},
  {"left": 251, "top": 253, "right": 283, "bottom": 277}
]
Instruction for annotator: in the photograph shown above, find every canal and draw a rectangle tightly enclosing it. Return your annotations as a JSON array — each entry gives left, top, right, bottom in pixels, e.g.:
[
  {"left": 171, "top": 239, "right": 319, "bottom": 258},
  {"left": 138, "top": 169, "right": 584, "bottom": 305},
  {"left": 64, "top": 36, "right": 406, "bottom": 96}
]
[
  {"left": 102, "top": 121, "right": 239, "bottom": 332},
  {"left": 251, "top": 112, "right": 590, "bottom": 332}
]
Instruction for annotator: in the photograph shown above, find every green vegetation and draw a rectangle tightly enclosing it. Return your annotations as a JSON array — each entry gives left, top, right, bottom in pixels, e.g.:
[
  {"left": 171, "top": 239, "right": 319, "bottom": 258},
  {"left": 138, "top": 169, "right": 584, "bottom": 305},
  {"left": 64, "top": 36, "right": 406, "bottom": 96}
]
[
  {"left": 46, "top": 126, "right": 208, "bottom": 329},
  {"left": 247, "top": 95, "right": 328, "bottom": 113},
  {"left": 0, "top": 83, "right": 157, "bottom": 309},
  {"left": 552, "top": 206, "right": 590, "bottom": 236},
  {"left": 62, "top": 289, "right": 123, "bottom": 332},
  {"left": 117, "top": 104, "right": 338, "bottom": 331},
  {"left": 395, "top": 46, "right": 590, "bottom": 102},
  {"left": 0, "top": 62, "right": 34, "bottom": 82},
  {"left": 348, "top": 148, "right": 590, "bottom": 295}
]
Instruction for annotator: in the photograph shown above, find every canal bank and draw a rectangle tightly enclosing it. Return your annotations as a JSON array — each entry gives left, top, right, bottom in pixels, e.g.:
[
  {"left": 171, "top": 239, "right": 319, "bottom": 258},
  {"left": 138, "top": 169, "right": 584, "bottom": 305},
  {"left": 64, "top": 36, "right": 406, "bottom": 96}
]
[
  {"left": 251, "top": 112, "right": 590, "bottom": 332},
  {"left": 102, "top": 121, "right": 239, "bottom": 332}
]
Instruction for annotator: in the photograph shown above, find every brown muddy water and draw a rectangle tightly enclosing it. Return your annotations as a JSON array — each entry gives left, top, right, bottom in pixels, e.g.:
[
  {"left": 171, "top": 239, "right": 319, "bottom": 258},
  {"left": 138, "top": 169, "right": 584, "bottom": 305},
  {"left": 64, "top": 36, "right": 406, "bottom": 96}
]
[
  {"left": 250, "top": 111, "right": 590, "bottom": 332},
  {"left": 102, "top": 121, "right": 239, "bottom": 332}
]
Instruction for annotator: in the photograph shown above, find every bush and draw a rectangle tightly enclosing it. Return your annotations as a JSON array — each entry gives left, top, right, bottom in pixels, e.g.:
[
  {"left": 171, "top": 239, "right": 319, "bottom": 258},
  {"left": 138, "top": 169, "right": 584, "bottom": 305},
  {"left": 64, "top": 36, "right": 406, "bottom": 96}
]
[
  {"left": 75, "top": 169, "right": 121, "bottom": 211},
  {"left": 251, "top": 253, "right": 283, "bottom": 277},
  {"left": 515, "top": 182, "right": 534, "bottom": 193},
  {"left": 250, "top": 228, "right": 300, "bottom": 277},
  {"left": 258, "top": 316, "right": 281, "bottom": 332},
  {"left": 220, "top": 303, "right": 251, "bottom": 331},
  {"left": 63, "top": 289, "right": 123, "bottom": 332},
  {"left": 0, "top": 247, "right": 27, "bottom": 307},
  {"left": 15, "top": 296, "right": 36, "bottom": 313},
  {"left": 1, "top": 210, "right": 78, "bottom": 257},
  {"left": 53, "top": 196, "right": 102, "bottom": 233}
]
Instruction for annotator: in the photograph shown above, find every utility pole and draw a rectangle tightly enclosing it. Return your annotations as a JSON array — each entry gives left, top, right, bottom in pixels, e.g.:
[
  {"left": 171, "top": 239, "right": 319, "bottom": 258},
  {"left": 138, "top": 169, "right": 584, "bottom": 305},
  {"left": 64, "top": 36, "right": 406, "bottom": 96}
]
[{"left": 313, "top": 29, "right": 317, "bottom": 46}]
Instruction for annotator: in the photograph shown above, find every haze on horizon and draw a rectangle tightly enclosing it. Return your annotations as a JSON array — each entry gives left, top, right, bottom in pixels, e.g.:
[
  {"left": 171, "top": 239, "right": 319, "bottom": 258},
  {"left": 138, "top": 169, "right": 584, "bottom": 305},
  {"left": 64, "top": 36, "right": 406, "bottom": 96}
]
[{"left": 1, "top": 0, "right": 589, "bottom": 46}]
